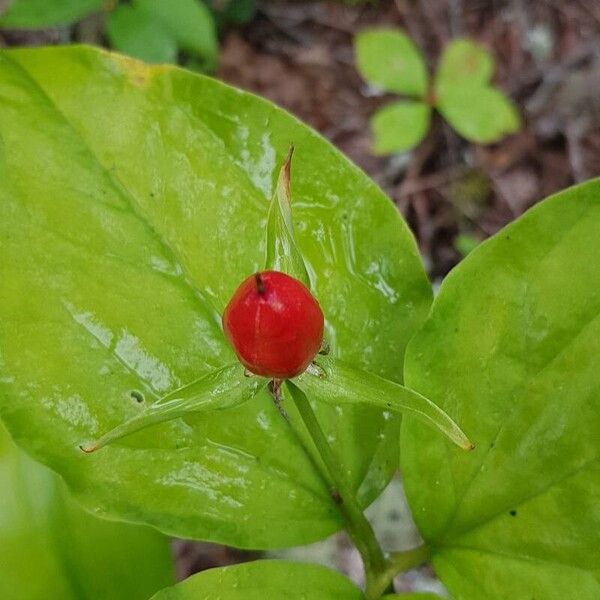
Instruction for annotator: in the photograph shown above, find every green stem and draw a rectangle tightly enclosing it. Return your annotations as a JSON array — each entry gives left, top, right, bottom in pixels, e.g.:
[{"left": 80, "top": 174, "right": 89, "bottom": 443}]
[
  {"left": 367, "top": 544, "right": 431, "bottom": 600},
  {"left": 285, "top": 381, "right": 386, "bottom": 591}
]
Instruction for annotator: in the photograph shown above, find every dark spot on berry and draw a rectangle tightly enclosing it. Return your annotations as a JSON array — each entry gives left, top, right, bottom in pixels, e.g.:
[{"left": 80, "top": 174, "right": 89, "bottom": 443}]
[
  {"left": 509, "top": 509, "right": 517, "bottom": 517},
  {"left": 254, "top": 273, "right": 266, "bottom": 295}
]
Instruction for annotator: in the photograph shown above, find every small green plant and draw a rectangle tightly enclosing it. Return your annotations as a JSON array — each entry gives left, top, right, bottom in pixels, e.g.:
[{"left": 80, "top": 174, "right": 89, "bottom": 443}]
[
  {"left": 0, "top": 46, "right": 598, "bottom": 600},
  {"left": 355, "top": 29, "right": 521, "bottom": 154},
  {"left": 106, "top": 0, "right": 218, "bottom": 70},
  {"left": 0, "top": 0, "right": 255, "bottom": 70}
]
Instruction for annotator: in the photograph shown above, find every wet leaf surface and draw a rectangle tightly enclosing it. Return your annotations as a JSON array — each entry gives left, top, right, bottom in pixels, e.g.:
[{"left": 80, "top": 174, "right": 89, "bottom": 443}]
[
  {"left": 401, "top": 179, "right": 600, "bottom": 599},
  {"left": 0, "top": 46, "right": 432, "bottom": 548}
]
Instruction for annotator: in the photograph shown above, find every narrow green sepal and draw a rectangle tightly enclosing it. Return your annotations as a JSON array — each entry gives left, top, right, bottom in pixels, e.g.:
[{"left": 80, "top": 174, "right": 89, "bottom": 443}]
[
  {"left": 296, "top": 357, "right": 474, "bottom": 451},
  {"left": 265, "top": 146, "right": 311, "bottom": 287},
  {"left": 80, "top": 364, "right": 267, "bottom": 452}
]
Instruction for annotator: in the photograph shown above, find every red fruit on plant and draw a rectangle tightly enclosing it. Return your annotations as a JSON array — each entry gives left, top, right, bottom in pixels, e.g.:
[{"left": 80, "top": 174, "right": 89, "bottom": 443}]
[{"left": 223, "top": 270, "right": 324, "bottom": 379}]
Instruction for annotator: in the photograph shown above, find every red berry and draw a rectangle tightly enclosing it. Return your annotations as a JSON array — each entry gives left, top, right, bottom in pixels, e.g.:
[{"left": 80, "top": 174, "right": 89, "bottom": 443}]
[{"left": 222, "top": 271, "right": 324, "bottom": 379}]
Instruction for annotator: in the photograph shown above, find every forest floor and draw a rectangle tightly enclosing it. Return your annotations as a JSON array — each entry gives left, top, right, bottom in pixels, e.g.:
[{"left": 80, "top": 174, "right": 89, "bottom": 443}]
[
  {"left": 216, "top": 0, "right": 600, "bottom": 280},
  {"left": 2, "top": 0, "right": 600, "bottom": 591}
]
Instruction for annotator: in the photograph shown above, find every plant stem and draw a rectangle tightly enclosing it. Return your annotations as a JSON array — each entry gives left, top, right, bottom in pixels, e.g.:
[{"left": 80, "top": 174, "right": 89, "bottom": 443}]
[
  {"left": 285, "top": 381, "right": 387, "bottom": 593},
  {"left": 367, "top": 544, "right": 431, "bottom": 599}
]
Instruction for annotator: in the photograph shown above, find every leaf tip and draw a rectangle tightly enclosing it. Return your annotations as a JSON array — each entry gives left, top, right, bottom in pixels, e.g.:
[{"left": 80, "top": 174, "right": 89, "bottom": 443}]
[
  {"left": 305, "top": 362, "right": 325, "bottom": 378},
  {"left": 79, "top": 443, "right": 97, "bottom": 454},
  {"left": 282, "top": 144, "right": 295, "bottom": 192}
]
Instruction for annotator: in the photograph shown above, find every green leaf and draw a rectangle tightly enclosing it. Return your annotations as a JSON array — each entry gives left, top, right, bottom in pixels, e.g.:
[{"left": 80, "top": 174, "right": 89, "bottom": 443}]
[
  {"left": 401, "top": 179, "right": 600, "bottom": 599},
  {"left": 265, "top": 147, "right": 311, "bottom": 286},
  {"left": 150, "top": 560, "right": 363, "bottom": 599},
  {"left": 0, "top": 421, "right": 173, "bottom": 599},
  {"left": 296, "top": 357, "right": 473, "bottom": 451},
  {"left": 81, "top": 363, "right": 266, "bottom": 452},
  {"left": 136, "top": 0, "right": 218, "bottom": 70},
  {"left": 107, "top": 5, "right": 178, "bottom": 65},
  {"left": 0, "top": 46, "right": 432, "bottom": 548},
  {"left": 436, "top": 85, "right": 520, "bottom": 143},
  {"left": 355, "top": 29, "right": 428, "bottom": 97},
  {"left": 435, "top": 39, "right": 493, "bottom": 90},
  {"left": 371, "top": 101, "right": 430, "bottom": 154},
  {"left": 433, "top": 39, "right": 521, "bottom": 144},
  {"left": 0, "top": 0, "right": 103, "bottom": 28}
]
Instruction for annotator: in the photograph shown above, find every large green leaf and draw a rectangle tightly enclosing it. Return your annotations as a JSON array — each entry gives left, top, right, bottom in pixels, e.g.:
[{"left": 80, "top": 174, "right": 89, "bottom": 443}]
[
  {"left": 355, "top": 29, "right": 428, "bottom": 97},
  {"left": 0, "top": 421, "right": 173, "bottom": 599},
  {"left": 0, "top": 46, "right": 432, "bottom": 548},
  {"left": 0, "top": 0, "right": 103, "bottom": 28},
  {"left": 401, "top": 180, "right": 600, "bottom": 598},
  {"left": 151, "top": 560, "right": 363, "bottom": 599}
]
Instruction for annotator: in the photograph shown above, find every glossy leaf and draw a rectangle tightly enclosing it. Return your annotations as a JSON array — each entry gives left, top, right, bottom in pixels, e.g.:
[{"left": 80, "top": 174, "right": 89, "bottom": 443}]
[
  {"left": 0, "top": 421, "right": 173, "bottom": 599},
  {"left": 355, "top": 29, "right": 428, "bottom": 97},
  {"left": 296, "top": 356, "right": 473, "bottom": 451},
  {"left": 435, "top": 39, "right": 493, "bottom": 90},
  {"left": 136, "top": 0, "right": 217, "bottom": 70},
  {"left": 401, "top": 180, "right": 600, "bottom": 599},
  {"left": 151, "top": 560, "right": 363, "bottom": 599},
  {"left": 436, "top": 85, "right": 520, "bottom": 143},
  {"left": 107, "top": 5, "right": 178, "bottom": 65},
  {"left": 0, "top": 46, "right": 432, "bottom": 548},
  {"left": 0, "top": 0, "right": 103, "bottom": 27},
  {"left": 370, "top": 101, "right": 430, "bottom": 154},
  {"left": 265, "top": 148, "right": 311, "bottom": 287}
]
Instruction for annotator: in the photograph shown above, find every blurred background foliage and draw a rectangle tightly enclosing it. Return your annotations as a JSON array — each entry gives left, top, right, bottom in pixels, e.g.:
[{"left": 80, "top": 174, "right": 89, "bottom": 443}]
[
  {"left": 0, "top": 0, "right": 256, "bottom": 69},
  {"left": 0, "top": 422, "right": 174, "bottom": 599}
]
